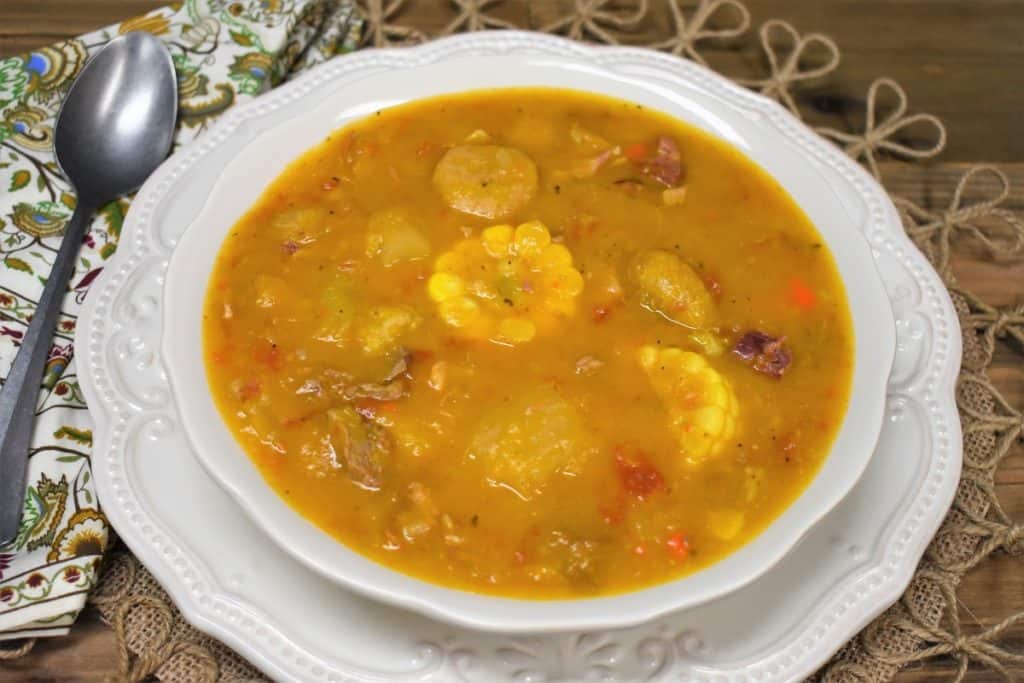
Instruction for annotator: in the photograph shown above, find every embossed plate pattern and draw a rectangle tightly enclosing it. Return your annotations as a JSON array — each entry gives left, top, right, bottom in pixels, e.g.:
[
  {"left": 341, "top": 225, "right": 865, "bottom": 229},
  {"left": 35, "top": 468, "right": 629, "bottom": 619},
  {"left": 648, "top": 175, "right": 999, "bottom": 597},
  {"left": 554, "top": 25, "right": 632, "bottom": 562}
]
[{"left": 78, "top": 33, "right": 961, "bottom": 682}]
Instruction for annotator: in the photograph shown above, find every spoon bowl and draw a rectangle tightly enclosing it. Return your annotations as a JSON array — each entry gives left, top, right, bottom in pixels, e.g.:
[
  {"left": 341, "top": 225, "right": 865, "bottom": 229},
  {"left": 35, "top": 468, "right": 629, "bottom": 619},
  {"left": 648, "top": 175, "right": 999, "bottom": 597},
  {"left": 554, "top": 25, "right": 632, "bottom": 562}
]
[
  {"left": 0, "top": 32, "right": 177, "bottom": 544},
  {"left": 55, "top": 32, "right": 178, "bottom": 200}
]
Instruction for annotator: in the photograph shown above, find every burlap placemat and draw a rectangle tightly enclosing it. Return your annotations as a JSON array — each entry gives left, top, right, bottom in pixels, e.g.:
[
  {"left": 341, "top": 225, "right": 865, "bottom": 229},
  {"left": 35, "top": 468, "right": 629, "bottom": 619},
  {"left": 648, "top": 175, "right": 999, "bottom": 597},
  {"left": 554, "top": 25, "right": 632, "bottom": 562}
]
[{"left": 4, "top": 1, "right": 1022, "bottom": 681}]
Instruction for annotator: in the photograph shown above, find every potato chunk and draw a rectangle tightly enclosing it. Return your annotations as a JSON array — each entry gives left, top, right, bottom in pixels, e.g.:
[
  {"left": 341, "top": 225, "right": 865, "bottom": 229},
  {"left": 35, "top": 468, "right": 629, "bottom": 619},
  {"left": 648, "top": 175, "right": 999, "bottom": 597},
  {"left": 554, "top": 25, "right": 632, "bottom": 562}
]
[
  {"left": 313, "top": 276, "right": 358, "bottom": 344},
  {"left": 270, "top": 207, "right": 326, "bottom": 239},
  {"left": 708, "top": 508, "right": 745, "bottom": 540},
  {"left": 356, "top": 305, "right": 421, "bottom": 355},
  {"left": 639, "top": 345, "right": 738, "bottom": 465},
  {"left": 253, "top": 275, "right": 292, "bottom": 309},
  {"left": 433, "top": 144, "right": 539, "bottom": 220},
  {"left": 365, "top": 207, "right": 431, "bottom": 266},
  {"left": 467, "top": 387, "right": 594, "bottom": 498},
  {"left": 628, "top": 249, "right": 713, "bottom": 329}
]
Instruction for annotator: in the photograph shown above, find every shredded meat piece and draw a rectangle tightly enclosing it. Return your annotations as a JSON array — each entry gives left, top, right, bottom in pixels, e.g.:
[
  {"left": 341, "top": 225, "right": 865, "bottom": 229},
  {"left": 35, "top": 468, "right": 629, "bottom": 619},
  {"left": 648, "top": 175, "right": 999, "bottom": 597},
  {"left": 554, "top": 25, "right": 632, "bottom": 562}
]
[
  {"left": 427, "top": 361, "right": 447, "bottom": 391},
  {"left": 295, "top": 379, "right": 321, "bottom": 396},
  {"left": 340, "top": 351, "right": 410, "bottom": 401},
  {"left": 638, "top": 136, "right": 682, "bottom": 187},
  {"left": 569, "top": 122, "right": 611, "bottom": 151},
  {"left": 570, "top": 147, "right": 617, "bottom": 179},
  {"left": 327, "top": 405, "right": 392, "bottom": 490},
  {"left": 383, "top": 352, "right": 409, "bottom": 381},
  {"left": 342, "top": 381, "right": 404, "bottom": 401},
  {"left": 393, "top": 482, "right": 441, "bottom": 542},
  {"left": 575, "top": 355, "right": 604, "bottom": 376},
  {"left": 613, "top": 178, "right": 645, "bottom": 195},
  {"left": 662, "top": 185, "right": 687, "bottom": 206},
  {"left": 733, "top": 330, "right": 792, "bottom": 378},
  {"left": 527, "top": 529, "right": 602, "bottom": 587}
]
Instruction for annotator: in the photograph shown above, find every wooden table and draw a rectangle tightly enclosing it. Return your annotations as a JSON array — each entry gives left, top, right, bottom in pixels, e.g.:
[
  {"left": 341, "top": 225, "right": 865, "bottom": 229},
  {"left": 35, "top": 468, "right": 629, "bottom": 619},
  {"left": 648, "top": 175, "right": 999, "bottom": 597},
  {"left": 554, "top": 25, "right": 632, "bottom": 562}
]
[{"left": 0, "top": 2, "right": 1021, "bottom": 681}]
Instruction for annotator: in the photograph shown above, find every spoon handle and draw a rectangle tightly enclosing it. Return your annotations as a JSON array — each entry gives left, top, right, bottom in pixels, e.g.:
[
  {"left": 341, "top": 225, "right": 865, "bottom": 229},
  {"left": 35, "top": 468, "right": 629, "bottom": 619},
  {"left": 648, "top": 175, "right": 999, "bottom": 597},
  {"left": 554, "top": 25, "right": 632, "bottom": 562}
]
[{"left": 0, "top": 203, "right": 94, "bottom": 545}]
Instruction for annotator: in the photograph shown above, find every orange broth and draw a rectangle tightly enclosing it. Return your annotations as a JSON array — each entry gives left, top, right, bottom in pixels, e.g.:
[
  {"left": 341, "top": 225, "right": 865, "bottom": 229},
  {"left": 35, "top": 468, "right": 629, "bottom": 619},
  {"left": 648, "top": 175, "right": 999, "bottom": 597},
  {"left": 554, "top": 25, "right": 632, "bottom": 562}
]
[{"left": 203, "top": 88, "right": 853, "bottom": 598}]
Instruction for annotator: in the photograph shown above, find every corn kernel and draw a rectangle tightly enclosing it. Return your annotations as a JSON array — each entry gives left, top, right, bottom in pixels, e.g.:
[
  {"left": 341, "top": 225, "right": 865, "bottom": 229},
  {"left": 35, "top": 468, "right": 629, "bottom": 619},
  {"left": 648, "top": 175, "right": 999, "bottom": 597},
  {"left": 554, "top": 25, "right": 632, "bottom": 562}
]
[
  {"left": 434, "top": 250, "right": 464, "bottom": 273},
  {"left": 513, "top": 220, "right": 551, "bottom": 256},
  {"left": 708, "top": 509, "right": 745, "bottom": 540},
  {"left": 482, "top": 224, "right": 514, "bottom": 257},
  {"left": 684, "top": 441, "right": 710, "bottom": 464},
  {"left": 680, "top": 352, "right": 705, "bottom": 374},
  {"left": 496, "top": 317, "right": 536, "bottom": 343},
  {"left": 658, "top": 347, "right": 685, "bottom": 367},
  {"left": 439, "top": 296, "right": 481, "bottom": 328},
  {"left": 555, "top": 267, "right": 584, "bottom": 298},
  {"left": 705, "top": 383, "right": 729, "bottom": 409},
  {"left": 428, "top": 272, "right": 465, "bottom": 301},
  {"left": 693, "top": 405, "right": 724, "bottom": 435},
  {"left": 539, "top": 243, "right": 573, "bottom": 269}
]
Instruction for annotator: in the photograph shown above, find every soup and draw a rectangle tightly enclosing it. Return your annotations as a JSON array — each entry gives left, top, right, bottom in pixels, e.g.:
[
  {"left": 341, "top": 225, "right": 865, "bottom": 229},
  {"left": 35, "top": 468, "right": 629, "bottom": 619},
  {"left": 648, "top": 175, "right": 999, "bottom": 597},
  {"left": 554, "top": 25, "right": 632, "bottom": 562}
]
[{"left": 203, "top": 88, "right": 853, "bottom": 598}]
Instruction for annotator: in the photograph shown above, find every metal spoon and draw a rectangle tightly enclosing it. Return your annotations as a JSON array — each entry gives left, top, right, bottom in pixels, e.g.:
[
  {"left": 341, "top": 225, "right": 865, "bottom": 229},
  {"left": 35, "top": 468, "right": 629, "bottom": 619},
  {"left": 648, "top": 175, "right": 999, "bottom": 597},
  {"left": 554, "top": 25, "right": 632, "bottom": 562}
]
[{"left": 0, "top": 32, "right": 177, "bottom": 544}]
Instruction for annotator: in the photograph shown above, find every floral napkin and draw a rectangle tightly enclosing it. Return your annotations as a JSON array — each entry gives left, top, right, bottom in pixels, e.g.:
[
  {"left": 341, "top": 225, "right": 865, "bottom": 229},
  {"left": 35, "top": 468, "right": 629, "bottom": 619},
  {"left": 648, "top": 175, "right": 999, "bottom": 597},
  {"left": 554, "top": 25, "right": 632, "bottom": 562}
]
[{"left": 0, "top": 0, "right": 361, "bottom": 640}]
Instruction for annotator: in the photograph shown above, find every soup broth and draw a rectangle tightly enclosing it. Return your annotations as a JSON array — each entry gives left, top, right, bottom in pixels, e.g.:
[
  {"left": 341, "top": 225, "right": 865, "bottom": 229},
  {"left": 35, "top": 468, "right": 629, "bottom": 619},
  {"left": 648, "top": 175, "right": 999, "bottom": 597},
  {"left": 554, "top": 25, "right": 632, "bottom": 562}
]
[{"left": 203, "top": 88, "right": 853, "bottom": 598}]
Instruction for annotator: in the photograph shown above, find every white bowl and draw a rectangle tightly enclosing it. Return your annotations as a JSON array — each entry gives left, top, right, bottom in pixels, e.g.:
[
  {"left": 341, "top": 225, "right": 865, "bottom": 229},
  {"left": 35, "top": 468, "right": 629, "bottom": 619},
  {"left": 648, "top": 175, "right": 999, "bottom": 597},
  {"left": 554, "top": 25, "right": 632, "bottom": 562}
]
[{"left": 162, "top": 32, "right": 896, "bottom": 633}]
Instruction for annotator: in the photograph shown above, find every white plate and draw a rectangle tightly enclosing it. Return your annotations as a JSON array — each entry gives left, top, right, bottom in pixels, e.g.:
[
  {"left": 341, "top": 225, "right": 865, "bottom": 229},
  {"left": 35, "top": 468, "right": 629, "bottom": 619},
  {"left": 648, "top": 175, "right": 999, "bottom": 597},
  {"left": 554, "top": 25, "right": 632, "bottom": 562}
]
[
  {"left": 159, "top": 31, "right": 895, "bottom": 632},
  {"left": 79, "top": 32, "right": 960, "bottom": 681}
]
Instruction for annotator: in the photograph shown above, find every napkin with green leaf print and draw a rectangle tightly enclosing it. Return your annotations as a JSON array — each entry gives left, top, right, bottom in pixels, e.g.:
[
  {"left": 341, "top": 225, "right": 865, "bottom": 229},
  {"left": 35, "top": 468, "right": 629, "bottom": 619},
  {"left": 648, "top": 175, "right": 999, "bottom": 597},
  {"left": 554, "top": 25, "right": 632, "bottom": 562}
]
[{"left": 0, "top": 0, "right": 361, "bottom": 640}]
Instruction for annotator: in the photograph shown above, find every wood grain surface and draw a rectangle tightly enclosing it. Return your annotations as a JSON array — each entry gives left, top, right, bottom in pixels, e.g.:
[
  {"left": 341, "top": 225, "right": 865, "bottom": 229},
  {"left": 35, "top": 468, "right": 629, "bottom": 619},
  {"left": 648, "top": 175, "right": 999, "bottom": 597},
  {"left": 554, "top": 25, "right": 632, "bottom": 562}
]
[{"left": 0, "top": 1, "right": 1021, "bottom": 681}]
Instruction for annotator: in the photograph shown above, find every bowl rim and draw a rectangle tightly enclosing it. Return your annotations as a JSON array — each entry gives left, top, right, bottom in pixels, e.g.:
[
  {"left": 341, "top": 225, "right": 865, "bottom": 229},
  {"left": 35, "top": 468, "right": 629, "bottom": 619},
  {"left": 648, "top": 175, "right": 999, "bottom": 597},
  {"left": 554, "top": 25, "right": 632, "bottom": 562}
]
[{"left": 160, "top": 31, "right": 897, "bottom": 633}]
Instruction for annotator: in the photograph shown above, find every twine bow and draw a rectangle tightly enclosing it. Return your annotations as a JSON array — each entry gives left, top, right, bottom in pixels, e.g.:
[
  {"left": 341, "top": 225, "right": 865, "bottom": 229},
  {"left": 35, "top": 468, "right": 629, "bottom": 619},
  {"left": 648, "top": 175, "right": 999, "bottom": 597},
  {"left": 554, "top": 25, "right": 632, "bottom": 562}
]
[
  {"left": 956, "top": 371, "right": 1024, "bottom": 470},
  {"left": 85, "top": 551, "right": 228, "bottom": 683},
  {"left": 87, "top": 549, "right": 137, "bottom": 609},
  {"left": 948, "top": 469, "right": 1024, "bottom": 558},
  {"left": 441, "top": 0, "right": 516, "bottom": 34},
  {"left": 358, "top": 0, "right": 425, "bottom": 47},
  {"left": 539, "top": 0, "right": 648, "bottom": 44},
  {"left": 650, "top": 0, "right": 750, "bottom": 66},
  {"left": 895, "top": 165, "right": 1024, "bottom": 280},
  {"left": 818, "top": 77, "right": 946, "bottom": 179},
  {"left": 109, "top": 595, "right": 219, "bottom": 683},
  {"left": 940, "top": 518, "right": 1024, "bottom": 572},
  {"left": 860, "top": 568, "right": 1024, "bottom": 682},
  {"left": 955, "top": 289, "right": 1024, "bottom": 371},
  {"left": 738, "top": 19, "right": 839, "bottom": 118}
]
